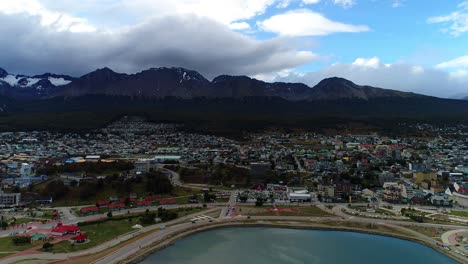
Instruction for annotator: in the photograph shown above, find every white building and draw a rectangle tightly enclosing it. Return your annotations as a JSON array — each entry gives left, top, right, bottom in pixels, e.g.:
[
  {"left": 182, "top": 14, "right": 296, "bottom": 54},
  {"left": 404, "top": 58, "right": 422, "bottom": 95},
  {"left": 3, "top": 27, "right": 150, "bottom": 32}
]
[
  {"left": 288, "top": 190, "right": 311, "bottom": 202},
  {"left": 0, "top": 189, "right": 21, "bottom": 207},
  {"left": 134, "top": 159, "right": 150, "bottom": 173},
  {"left": 20, "top": 163, "right": 32, "bottom": 177}
]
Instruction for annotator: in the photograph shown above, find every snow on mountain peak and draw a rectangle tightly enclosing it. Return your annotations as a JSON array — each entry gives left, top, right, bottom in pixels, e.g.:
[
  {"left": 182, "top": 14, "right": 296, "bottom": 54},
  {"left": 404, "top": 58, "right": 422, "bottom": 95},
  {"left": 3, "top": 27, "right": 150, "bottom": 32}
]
[
  {"left": 1, "top": 74, "right": 40, "bottom": 87},
  {"left": 48, "top": 77, "right": 71, "bottom": 86}
]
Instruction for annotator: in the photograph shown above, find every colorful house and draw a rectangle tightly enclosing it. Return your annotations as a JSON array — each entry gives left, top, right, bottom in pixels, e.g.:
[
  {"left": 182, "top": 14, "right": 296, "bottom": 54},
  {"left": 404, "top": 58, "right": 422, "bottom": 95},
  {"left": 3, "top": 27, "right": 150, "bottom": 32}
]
[
  {"left": 51, "top": 222, "right": 80, "bottom": 236},
  {"left": 80, "top": 206, "right": 99, "bottom": 215},
  {"left": 31, "top": 233, "right": 47, "bottom": 245}
]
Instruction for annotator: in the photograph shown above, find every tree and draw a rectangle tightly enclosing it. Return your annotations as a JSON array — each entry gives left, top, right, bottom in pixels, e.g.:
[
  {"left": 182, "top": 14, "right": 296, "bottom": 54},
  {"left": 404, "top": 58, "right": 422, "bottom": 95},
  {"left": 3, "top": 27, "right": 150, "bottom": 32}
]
[
  {"left": 70, "top": 180, "right": 78, "bottom": 187},
  {"left": 239, "top": 194, "right": 248, "bottom": 203},
  {"left": 12, "top": 236, "right": 31, "bottom": 245},
  {"left": 140, "top": 212, "right": 157, "bottom": 225},
  {"left": 0, "top": 218, "right": 8, "bottom": 230},
  {"left": 124, "top": 197, "right": 131, "bottom": 207},
  {"left": 43, "top": 242, "right": 53, "bottom": 252},
  {"left": 146, "top": 172, "right": 173, "bottom": 194},
  {"left": 97, "top": 178, "right": 104, "bottom": 189},
  {"left": 42, "top": 180, "right": 69, "bottom": 200},
  {"left": 255, "top": 197, "right": 264, "bottom": 207}
]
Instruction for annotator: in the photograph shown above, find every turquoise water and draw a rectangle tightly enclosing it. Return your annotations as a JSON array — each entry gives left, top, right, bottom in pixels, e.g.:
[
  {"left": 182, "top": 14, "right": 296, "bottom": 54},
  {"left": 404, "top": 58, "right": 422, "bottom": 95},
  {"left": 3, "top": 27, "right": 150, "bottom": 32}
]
[{"left": 141, "top": 227, "right": 458, "bottom": 264}]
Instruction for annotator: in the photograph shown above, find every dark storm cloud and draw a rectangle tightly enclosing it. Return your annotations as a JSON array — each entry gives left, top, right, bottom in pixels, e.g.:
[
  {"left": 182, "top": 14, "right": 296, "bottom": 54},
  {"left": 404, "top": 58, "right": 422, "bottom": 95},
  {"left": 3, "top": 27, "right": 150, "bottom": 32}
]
[{"left": 0, "top": 13, "right": 315, "bottom": 78}]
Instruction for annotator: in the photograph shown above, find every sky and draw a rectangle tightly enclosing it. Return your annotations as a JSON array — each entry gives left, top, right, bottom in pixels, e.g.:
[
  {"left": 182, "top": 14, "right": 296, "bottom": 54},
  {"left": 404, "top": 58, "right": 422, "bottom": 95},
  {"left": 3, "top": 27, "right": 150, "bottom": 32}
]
[{"left": 0, "top": 0, "right": 468, "bottom": 98}]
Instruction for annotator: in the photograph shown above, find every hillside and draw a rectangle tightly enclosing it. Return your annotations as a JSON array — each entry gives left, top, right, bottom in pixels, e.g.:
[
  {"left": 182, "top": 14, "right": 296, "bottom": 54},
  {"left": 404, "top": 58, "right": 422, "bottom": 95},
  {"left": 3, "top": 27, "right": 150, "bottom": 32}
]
[{"left": 0, "top": 66, "right": 467, "bottom": 135}]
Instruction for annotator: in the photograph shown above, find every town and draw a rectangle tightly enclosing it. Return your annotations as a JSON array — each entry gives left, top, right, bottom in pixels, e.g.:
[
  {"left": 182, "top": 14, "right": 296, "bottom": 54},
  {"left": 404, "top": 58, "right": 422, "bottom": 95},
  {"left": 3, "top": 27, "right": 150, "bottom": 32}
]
[{"left": 1, "top": 116, "right": 468, "bottom": 263}]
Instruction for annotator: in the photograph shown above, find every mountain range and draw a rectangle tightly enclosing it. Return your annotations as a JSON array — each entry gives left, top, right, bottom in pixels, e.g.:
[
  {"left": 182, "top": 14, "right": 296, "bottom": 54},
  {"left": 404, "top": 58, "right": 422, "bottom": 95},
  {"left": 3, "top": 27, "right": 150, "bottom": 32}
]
[
  {"left": 0, "top": 66, "right": 429, "bottom": 101},
  {"left": 0, "top": 66, "right": 467, "bottom": 134}
]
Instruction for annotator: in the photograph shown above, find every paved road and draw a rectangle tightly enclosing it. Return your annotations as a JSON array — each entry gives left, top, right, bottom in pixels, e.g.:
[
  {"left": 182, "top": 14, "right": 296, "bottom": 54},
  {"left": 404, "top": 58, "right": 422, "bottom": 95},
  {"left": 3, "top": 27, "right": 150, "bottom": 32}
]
[
  {"left": 159, "top": 167, "right": 182, "bottom": 187},
  {"left": 3, "top": 207, "right": 468, "bottom": 264},
  {"left": 0, "top": 208, "right": 220, "bottom": 264},
  {"left": 219, "top": 191, "right": 237, "bottom": 218},
  {"left": 90, "top": 214, "right": 468, "bottom": 264},
  {"left": 0, "top": 204, "right": 223, "bottom": 238}
]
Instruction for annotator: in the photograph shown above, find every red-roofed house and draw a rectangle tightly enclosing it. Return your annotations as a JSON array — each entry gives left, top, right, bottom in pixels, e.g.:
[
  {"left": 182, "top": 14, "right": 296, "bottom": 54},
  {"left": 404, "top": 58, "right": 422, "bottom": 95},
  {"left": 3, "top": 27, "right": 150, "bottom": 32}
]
[
  {"left": 80, "top": 206, "right": 99, "bottom": 215},
  {"left": 145, "top": 195, "right": 161, "bottom": 201},
  {"left": 136, "top": 200, "right": 152, "bottom": 207},
  {"left": 158, "top": 198, "right": 176, "bottom": 205},
  {"left": 96, "top": 200, "right": 110, "bottom": 208},
  {"left": 109, "top": 203, "right": 125, "bottom": 211},
  {"left": 74, "top": 232, "right": 88, "bottom": 243},
  {"left": 51, "top": 222, "right": 80, "bottom": 236},
  {"left": 119, "top": 197, "right": 137, "bottom": 204}
]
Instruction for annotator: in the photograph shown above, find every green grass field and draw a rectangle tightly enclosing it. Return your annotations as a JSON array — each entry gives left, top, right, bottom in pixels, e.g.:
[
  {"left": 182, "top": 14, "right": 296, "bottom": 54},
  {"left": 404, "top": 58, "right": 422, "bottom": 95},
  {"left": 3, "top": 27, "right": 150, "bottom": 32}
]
[
  {"left": 52, "top": 185, "right": 198, "bottom": 207},
  {"left": 0, "top": 237, "right": 35, "bottom": 258},
  {"left": 50, "top": 219, "right": 136, "bottom": 253},
  {"left": 49, "top": 207, "right": 204, "bottom": 253},
  {"left": 239, "top": 205, "right": 333, "bottom": 217},
  {"left": 449, "top": 210, "right": 468, "bottom": 217}
]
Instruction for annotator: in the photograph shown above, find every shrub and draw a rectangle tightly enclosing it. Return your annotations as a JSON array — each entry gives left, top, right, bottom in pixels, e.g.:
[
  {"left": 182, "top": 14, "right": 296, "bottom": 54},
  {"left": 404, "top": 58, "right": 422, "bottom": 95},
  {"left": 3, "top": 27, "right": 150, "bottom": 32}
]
[
  {"left": 12, "top": 236, "right": 31, "bottom": 245},
  {"left": 42, "top": 242, "right": 53, "bottom": 251}
]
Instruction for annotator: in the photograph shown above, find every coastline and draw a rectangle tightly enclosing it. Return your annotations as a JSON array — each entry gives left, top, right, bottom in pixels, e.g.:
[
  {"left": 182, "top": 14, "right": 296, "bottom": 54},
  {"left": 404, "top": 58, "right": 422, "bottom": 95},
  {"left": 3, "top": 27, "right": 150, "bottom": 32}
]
[{"left": 121, "top": 220, "right": 464, "bottom": 264}]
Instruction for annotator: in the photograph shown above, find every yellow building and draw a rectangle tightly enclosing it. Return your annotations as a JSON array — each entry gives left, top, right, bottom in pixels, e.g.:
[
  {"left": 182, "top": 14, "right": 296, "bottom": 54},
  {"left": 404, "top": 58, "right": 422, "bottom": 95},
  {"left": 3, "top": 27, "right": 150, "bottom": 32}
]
[{"left": 413, "top": 172, "right": 437, "bottom": 184}]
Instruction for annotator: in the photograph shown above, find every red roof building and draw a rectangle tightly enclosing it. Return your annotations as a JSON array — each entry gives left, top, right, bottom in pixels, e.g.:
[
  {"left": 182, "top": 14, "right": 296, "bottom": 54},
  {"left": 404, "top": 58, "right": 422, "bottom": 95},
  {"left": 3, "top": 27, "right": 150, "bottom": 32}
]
[
  {"left": 80, "top": 206, "right": 99, "bottom": 215},
  {"left": 136, "top": 200, "right": 152, "bottom": 207},
  {"left": 145, "top": 195, "right": 161, "bottom": 201},
  {"left": 51, "top": 222, "right": 80, "bottom": 236},
  {"left": 74, "top": 233, "right": 88, "bottom": 243},
  {"left": 158, "top": 198, "right": 176, "bottom": 205},
  {"left": 96, "top": 200, "right": 110, "bottom": 207},
  {"left": 109, "top": 203, "right": 125, "bottom": 210}
]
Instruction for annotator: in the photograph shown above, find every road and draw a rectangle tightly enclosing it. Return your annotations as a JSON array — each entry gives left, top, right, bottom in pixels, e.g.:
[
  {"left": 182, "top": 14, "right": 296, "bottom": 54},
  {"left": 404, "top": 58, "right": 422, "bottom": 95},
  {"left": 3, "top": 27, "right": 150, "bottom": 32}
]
[
  {"left": 159, "top": 166, "right": 182, "bottom": 187},
  {"left": 0, "top": 208, "right": 220, "bottom": 264},
  {"left": 219, "top": 191, "right": 237, "bottom": 218},
  {"left": 91, "top": 213, "right": 468, "bottom": 264},
  {"left": 0, "top": 204, "right": 224, "bottom": 238},
  {"left": 2, "top": 203, "right": 468, "bottom": 264}
]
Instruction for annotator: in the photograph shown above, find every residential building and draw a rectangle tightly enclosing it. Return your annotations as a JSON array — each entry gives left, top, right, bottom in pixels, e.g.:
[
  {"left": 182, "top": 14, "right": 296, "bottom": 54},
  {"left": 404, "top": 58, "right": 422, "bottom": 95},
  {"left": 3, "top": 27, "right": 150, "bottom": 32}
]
[
  {"left": 0, "top": 189, "right": 21, "bottom": 207},
  {"left": 383, "top": 182, "right": 400, "bottom": 203}
]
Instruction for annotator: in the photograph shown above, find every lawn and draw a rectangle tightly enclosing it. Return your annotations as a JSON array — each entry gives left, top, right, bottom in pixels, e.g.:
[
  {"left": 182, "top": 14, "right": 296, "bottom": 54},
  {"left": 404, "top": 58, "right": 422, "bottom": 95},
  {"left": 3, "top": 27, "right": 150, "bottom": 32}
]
[
  {"left": 49, "top": 207, "right": 205, "bottom": 253},
  {"left": 239, "top": 205, "right": 333, "bottom": 217},
  {"left": 449, "top": 210, "right": 468, "bottom": 218},
  {"left": 52, "top": 186, "right": 198, "bottom": 207},
  {"left": 50, "top": 219, "right": 136, "bottom": 253},
  {"left": 348, "top": 206, "right": 396, "bottom": 216},
  {"left": 0, "top": 236, "right": 35, "bottom": 258},
  {"left": 174, "top": 207, "right": 204, "bottom": 217},
  {"left": 10, "top": 218, "right": 47, "bottom": 225},
  {"left": 404, "top": 225, "right": 447, "bottom": 241}
]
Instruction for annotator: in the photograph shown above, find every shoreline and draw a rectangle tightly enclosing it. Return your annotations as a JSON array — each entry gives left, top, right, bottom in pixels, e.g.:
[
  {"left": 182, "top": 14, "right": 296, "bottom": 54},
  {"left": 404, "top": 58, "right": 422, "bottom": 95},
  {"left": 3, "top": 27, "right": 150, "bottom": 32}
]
[{"left": 121, "top": 220, "right": 464, "bottom": 264}]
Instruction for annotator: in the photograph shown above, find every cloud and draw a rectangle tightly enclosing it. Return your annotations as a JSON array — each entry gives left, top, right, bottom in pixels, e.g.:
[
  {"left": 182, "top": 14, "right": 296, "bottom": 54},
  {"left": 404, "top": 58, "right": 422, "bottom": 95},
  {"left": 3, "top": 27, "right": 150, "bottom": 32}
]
[
  {"left": 0, "top": 13, "right": 317, "bottom": 79},
  {"left": 332, "top": 0, "right": 356, "bottom": 8},
  {"left": 352, "top": 57, "right": 380, "bottom": 69},
  {"left": 258, "top": 9, "right": 369, "bottom": 36},
  {"left": 229, "top": 22, "right": 251, "bottom": 30},
  {"left": 39, "top": 0, "right": 279, "bottom": 29},
  {"left": 302, "top": 0, "right": 321, "bottom": 4},
  {"left": 427, "top": 2, "right": 468, "bottom": 36},
  {"left": 436, "top": 55, "right": 468, "bottom": 69},
  {"left": 391, "top": 0, "right": 404, "bottom": 8},
  {"left": 0, "top": 0, "right": 96, "bottom": 32},
  {"left": 275, "top": 57, "right": 468, "bottom": 98}
]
